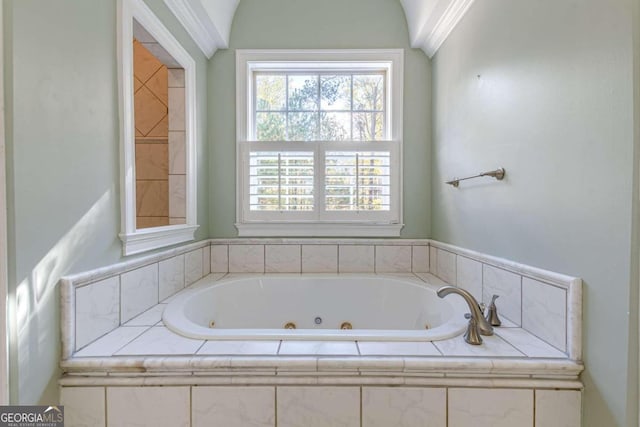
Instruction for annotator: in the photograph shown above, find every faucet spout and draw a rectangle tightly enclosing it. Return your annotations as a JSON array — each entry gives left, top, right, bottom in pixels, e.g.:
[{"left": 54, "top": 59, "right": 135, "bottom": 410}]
[{"left": 437, "top": 286, "right": 494, "bottom": 336}]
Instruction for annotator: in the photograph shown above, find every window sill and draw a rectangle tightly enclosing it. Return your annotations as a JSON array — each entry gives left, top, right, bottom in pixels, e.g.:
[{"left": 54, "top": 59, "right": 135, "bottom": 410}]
[
  {"left": 235, "top": 223, "right": 403, "bottom": 237},
  {"left": 119, "top": 224, "right": 199, "bottom": 256}
]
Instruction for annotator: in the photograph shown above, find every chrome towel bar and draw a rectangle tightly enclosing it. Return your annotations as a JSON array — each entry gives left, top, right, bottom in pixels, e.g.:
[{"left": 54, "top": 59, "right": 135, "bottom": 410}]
[{"left": 446, "top": 168, "right": 506, "bottom": 188}]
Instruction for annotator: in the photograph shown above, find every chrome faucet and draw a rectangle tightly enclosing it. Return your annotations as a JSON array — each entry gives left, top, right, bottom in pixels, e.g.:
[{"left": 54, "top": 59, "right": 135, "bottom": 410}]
[{"left": 437, "top": 286, "right": 494, "bottom": 345}]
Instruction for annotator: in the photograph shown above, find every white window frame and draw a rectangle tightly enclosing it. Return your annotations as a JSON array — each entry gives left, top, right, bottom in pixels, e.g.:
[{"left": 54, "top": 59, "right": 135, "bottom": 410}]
[
  {"left": 236, "top": 49, "right": 404, "bottom": 237},
  {"left": 117, "top": 0, "right": 199, "bottom": 255}
]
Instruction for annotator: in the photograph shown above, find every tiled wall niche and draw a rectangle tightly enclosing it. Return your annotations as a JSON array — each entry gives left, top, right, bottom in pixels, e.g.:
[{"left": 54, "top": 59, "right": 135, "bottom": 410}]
[
  {"left": 60, "top": 385, "right": 581, "bottom": 427},
  {"left": 132, "top": 34, "right": 187, "bottom": 229},
  {"left": 133, "top": 39, "right": 170, "bottom": 228}
]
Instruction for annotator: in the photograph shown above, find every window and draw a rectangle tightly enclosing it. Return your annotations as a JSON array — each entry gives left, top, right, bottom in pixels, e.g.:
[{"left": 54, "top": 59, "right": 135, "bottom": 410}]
[{"left": 236, "top": 50, "right": 403, "bottom": 236}]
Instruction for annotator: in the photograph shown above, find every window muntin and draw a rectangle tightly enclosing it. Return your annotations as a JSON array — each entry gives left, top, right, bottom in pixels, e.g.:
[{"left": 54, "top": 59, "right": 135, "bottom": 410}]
[{"left": 254, "top": 72, "right": 386, "bottom": 141}]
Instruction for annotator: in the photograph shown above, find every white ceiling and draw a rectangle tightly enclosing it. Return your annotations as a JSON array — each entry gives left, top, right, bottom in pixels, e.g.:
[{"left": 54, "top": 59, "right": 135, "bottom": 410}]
[{"left": 163, "top": 0, "right": 475, "bottom": 59}]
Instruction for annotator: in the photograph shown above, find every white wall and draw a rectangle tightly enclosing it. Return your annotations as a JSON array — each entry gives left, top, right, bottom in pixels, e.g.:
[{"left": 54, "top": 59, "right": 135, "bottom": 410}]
[{"left": 431, "top": 0, "right": 636, "bottom": 425}]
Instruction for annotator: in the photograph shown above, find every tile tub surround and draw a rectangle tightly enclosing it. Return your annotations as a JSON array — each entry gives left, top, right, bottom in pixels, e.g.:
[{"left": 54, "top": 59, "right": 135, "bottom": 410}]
[
  {"left": 64, "top": 269, "right": 571, "bottom": 364},
  {"left": 210, "top": 239, "right": 431, "bottom": 275},
  {"left": 59, "top": 385, "right": 581, "bottom": 427},
  {"left": 60, "top": 237, "right": 584, "bottom": 427},
  {"left": 427, "top": 241, "right": 581, "bottom": 359},
  {"left": 63, "top": 272, "right": 583, "bottom": 384},
  {"left": 63, "top": 238, "right": 581, "bottom": 361},
  {"left": 61, "top": 240, "right": 212, "bottom": 358},
  {"left": 57, "top": 239, "right": 585, "bottom": 427},
  {"left": 63, "top": 239, "right": 430, "bottom": 358}
]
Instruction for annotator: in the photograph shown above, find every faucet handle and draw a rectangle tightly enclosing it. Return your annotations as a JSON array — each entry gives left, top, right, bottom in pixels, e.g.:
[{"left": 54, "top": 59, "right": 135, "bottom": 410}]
[
  {"left": 486, "top": 294, "right": 502, "bottom": 327},
  {"left": 463, "top": 316, "right": 483, "bottom": 345}
]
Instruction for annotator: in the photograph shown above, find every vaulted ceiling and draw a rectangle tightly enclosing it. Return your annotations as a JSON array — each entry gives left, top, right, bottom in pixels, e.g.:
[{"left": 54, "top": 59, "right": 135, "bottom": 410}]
[{"left": 163, "top": 0, "right": 475, "bottom": 59}]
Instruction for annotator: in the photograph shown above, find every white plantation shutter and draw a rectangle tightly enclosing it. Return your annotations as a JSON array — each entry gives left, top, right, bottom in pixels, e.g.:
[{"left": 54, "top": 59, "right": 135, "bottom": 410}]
[
  {"left": 249, "top": 151, "right": 314, "bottom": 211},
  {"left": 325, "top": 151, "right": 391, "bottom": 211}
]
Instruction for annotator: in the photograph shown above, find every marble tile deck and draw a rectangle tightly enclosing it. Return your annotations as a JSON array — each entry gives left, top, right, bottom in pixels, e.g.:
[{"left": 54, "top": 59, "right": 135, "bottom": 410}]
[
  {"left": 63, "top": 258, "right": 581, "bottom": 396},
  {"left": 70, "top": 272, "right": 572, "bottom": 361},
  {"left": 73, "top": 321, "right": 566, "bottom": 360}
]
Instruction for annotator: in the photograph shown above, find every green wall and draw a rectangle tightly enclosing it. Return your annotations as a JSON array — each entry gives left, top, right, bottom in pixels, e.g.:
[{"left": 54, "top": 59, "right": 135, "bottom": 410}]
[
  {"left": 431, "top": 0, "right": 637, "bottom": 425},
  {"left": 630, "top": 0, "right": 640, "bottom": 423},
  {"left": 208, "top": 0, "right": 431, "bottom": 238},
  {"left": 4, "top": 0, "right": 209, "bottom": 404}
]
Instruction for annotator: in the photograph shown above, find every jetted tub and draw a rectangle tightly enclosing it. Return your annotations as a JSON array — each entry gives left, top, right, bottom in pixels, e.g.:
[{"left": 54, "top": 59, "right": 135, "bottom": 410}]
[{"left": 162, "top": 275, "right": 469, "bottom": 341}]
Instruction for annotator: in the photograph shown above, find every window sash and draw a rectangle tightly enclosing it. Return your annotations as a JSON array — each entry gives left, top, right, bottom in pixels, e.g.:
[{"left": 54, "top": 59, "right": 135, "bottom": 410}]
[{"left": 252, "top": 71, "right": 387, "bottom": 142}]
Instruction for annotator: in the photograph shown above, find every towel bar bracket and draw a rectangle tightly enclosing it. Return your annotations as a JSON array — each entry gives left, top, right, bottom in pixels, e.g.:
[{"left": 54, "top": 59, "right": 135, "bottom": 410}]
[{"left": 446, "top": 168, "right": 505, "bottom": 188}]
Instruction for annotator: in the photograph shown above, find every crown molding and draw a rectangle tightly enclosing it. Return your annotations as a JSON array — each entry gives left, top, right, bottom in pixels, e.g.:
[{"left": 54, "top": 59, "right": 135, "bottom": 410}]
[
  {"left": 423, "top": 0, "right": 475, "bottom": 57},
  {"left": 400, "top": 0, "right": 476, "bottom": 58},
  {"left": 163, "top": 0, "right": 231, "bottom": 58},
  {"left": 164, "top": 0, "right": 474, "bottom": 59}
]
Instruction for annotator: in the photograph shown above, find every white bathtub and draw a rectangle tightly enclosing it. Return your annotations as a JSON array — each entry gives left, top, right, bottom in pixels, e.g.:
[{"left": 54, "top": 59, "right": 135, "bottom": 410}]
[{"left": 162, "top": 275, "right": 469, "bottom": 341}]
